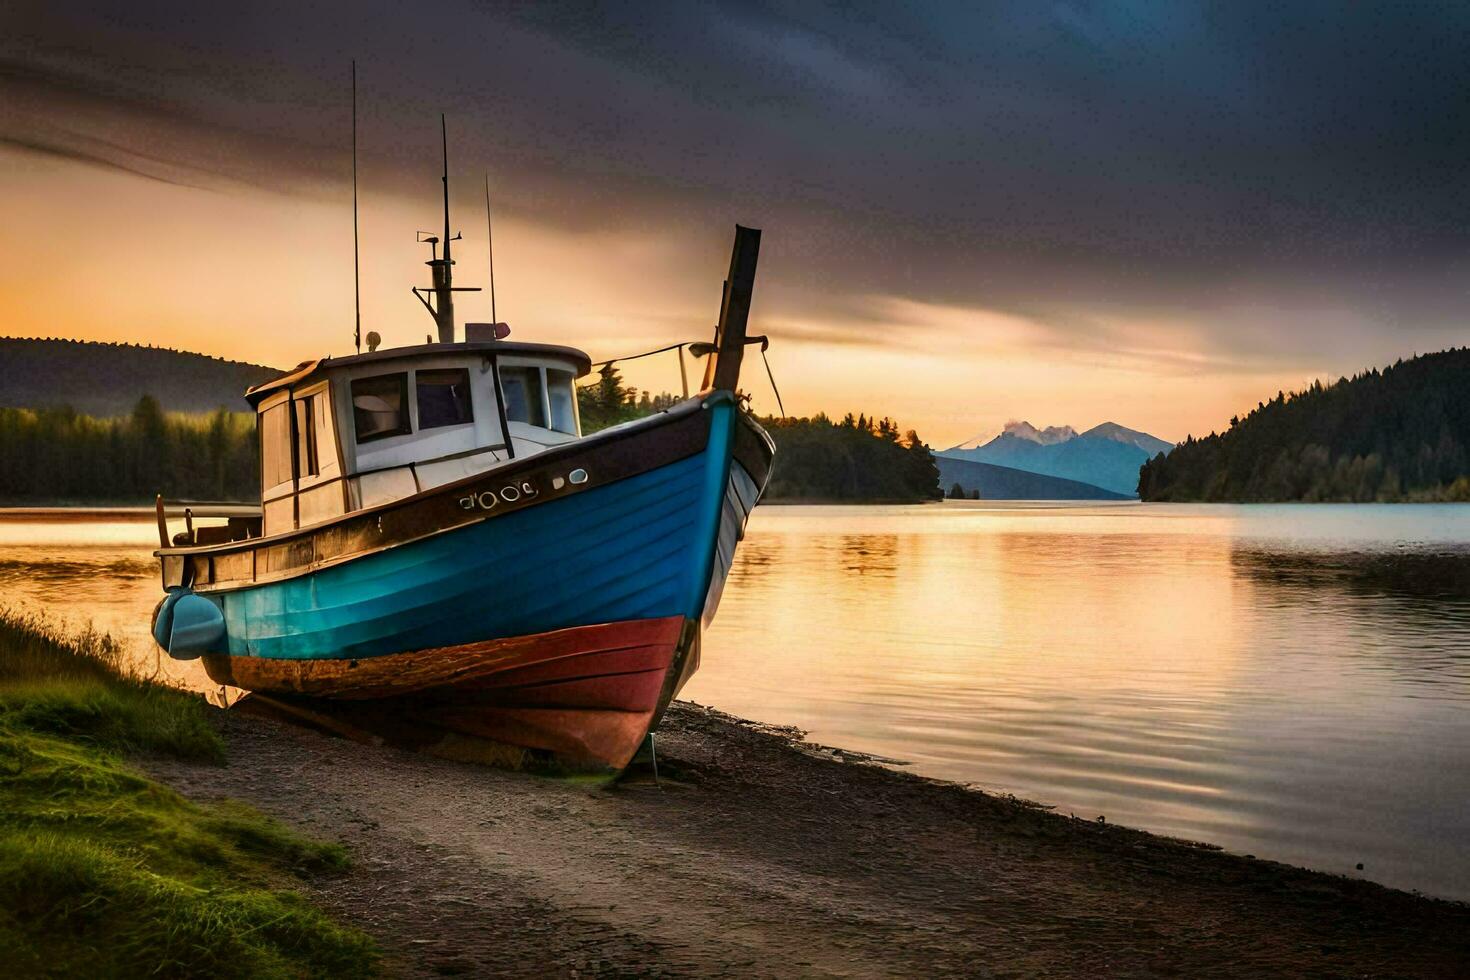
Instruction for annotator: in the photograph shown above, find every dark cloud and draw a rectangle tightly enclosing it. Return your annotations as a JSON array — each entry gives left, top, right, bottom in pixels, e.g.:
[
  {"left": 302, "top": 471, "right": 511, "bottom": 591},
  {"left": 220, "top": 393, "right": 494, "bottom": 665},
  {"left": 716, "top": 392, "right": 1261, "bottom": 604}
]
[{"left": 5, "top": 0, "right": 1470, "bottom": 362}]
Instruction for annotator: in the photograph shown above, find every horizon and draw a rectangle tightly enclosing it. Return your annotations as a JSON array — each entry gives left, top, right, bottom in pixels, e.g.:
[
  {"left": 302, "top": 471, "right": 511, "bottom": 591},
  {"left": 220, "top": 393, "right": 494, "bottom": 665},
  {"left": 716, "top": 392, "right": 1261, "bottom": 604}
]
[{"left": 7, "top": 3, "right": 1470, "bottom": 447}]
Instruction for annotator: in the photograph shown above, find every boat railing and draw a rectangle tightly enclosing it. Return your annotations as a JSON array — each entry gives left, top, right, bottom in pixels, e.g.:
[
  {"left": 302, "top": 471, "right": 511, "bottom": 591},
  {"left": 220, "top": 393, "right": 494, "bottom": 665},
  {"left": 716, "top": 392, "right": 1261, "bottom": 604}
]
[{"left": 155, "top": 495, "right": 264, "bottom": 549}]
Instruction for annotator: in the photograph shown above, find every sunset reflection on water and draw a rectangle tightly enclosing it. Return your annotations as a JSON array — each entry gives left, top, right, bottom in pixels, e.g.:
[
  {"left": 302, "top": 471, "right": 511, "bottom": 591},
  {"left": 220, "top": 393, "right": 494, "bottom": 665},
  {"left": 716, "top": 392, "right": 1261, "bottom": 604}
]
[{"left": 690, "top": 502, "right": 1470, "bottom": 899}]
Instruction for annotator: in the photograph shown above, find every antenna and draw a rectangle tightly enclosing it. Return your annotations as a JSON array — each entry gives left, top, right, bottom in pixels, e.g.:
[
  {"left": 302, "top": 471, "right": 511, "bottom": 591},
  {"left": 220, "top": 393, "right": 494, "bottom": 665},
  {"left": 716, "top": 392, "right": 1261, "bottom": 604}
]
[
  {"left": 484, "top": 171, "right": 497, "bottom": 326},
  {"left": 351, "top": 60, "right": 362, "bottom": 354},
  {"left": 441, "top": 114, "right": 451, "bottom": 275}
]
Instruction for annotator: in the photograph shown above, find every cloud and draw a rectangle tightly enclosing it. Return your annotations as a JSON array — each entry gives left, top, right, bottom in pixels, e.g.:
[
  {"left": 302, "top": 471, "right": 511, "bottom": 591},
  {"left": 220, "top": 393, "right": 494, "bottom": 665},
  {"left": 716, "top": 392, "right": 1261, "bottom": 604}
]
[
  {"left": 5, "top": 0, "right": 1470, "bottom": 393},
  {"left": 0, "top": 135, "right": 203, "bottom": 188}
]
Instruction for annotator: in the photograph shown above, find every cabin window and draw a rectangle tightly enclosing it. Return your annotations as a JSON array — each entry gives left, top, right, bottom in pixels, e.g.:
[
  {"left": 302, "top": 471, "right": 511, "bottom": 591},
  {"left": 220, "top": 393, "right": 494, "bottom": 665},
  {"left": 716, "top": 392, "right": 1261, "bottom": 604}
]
[
  {"left": 500, "top": 366, "right": 546, "bottom": 427},
  {"left": 547, "top": 369, "right": 577, "bottom": 434},
  {"left": 293, "top": 396, "right": 319, "bottom": 477},
  {"left": 352, "top": 374, "right": 411, "bottom": 443},
  {"left": 416, "top": 368, "right": 474, "bottom": 429},
  {"left": 260, "top": 403, "right": 293, "bottom": 488}
]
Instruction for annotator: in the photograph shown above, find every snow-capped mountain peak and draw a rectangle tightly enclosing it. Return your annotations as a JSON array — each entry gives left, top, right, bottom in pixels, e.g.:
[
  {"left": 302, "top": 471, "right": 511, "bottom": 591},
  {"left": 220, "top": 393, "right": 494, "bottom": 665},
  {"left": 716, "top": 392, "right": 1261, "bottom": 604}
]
[{"left": 954, "top": 420, "right": 1077, "bottom": 449}]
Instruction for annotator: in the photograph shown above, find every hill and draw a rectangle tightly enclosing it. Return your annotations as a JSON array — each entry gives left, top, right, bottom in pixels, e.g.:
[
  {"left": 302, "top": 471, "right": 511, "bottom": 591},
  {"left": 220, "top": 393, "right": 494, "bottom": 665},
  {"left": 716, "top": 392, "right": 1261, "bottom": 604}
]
[
  {"left": 937, "top": 457, "right": 1130, "bottom": 500},
  {"left": 0, "top": 338, "right": 280, "bottom": 415},
  {"left": 941, "top": 420, "right": 1174, "bottom": 496},
  {"left": 1138, "top": 348, "right": 1470, "bottom": 502}
]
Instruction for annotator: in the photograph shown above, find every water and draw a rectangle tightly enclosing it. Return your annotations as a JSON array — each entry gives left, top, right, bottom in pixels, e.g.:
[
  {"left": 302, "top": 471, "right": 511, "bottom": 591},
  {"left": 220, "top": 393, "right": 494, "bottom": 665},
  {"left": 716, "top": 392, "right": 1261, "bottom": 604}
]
[{"left": 3, "top": 503, "right": 1470, "bottom": 899}]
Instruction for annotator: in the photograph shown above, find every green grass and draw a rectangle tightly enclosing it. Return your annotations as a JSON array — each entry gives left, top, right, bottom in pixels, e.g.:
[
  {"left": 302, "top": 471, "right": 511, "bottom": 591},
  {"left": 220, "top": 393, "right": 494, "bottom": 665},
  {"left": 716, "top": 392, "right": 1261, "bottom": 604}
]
[{"left": 0, "top": 610, "right": 378, "bottom": 978}]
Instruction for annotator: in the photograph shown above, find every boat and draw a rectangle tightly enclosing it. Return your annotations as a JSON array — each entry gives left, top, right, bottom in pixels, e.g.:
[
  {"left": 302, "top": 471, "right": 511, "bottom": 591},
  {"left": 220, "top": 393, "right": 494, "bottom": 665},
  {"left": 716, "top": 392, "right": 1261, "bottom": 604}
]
[{"left": 149, "top": 135, "right": 775, "bottom": 773}]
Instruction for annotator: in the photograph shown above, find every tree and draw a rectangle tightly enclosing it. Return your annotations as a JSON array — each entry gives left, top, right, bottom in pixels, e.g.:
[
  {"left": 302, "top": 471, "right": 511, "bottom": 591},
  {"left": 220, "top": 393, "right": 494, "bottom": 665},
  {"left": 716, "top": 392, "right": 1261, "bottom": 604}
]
[
  {"left": 577, "top": 363, "right": 645, "bottom": 433},
  {"left": 593, "top": 363, "right": 632, "bottom": 413},
  {"left": 948, "top": 482, "right": 967, "bottom": 499}
]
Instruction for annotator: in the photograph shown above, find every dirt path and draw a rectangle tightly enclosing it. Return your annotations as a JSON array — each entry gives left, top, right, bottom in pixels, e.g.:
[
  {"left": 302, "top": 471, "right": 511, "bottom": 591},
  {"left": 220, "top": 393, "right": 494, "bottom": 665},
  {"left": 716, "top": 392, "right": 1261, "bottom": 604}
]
[{"left": 149, "top": 703, "right": 1470, "bottom": 978}]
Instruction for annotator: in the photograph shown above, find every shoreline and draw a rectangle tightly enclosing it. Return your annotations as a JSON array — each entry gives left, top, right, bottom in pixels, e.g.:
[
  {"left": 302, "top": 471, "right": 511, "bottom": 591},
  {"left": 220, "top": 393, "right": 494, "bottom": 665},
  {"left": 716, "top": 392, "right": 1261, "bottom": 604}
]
[
  {"left": 0, "top": 506, "right": 160, "bottom": 519},
  {"left": 146, "top": 698, "right": 1470, "bottom": 978}
]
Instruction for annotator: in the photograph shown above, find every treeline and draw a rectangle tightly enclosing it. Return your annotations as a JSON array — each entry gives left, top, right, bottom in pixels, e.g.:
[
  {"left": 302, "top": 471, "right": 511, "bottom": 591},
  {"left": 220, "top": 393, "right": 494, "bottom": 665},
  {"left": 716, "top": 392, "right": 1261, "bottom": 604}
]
[
  {"left": 0, "top": 397, "right": 258, "bottom": 504},
  {"left": 1139, "top": 347, "right": 1470, "bottom": 502}
]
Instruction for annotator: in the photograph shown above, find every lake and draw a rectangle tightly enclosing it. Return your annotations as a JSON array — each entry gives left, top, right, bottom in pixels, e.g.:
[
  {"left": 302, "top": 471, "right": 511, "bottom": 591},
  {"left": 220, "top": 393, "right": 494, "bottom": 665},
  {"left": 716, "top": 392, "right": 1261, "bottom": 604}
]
[{"left": 3, "top": 502, "right": 1469, "bottom": 899}]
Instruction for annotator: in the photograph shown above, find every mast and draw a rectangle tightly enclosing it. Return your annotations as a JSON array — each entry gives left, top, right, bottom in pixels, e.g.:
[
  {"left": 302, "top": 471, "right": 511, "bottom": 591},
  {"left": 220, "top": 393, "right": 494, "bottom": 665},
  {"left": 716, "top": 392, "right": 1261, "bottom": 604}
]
[
  {"left": 702, "top": 225, "right": 762, "bottom": 392},
  {"left": 430, "top": 114, "right": 456, "bottom": 344},
  {"left": 410, "top": 115, "right": 480, "bottom": 342}
]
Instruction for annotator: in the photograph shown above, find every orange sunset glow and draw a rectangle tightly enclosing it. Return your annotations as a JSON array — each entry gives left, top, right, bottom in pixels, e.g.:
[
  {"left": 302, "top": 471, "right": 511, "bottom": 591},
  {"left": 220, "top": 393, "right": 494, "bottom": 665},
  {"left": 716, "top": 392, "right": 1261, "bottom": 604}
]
[{"left": 0, "top": 148, "right": 1359, "bottom": 448}]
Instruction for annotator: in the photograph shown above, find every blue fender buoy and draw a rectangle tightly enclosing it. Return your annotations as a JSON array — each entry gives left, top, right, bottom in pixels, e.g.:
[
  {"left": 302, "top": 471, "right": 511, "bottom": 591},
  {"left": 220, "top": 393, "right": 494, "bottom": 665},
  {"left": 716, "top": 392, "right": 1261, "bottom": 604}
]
[
  {"left": 151, "top": 591, "right": 182, "bottom": 650},
  {"left": 163, "top": 593, "right": 226, "bottom": 660}
]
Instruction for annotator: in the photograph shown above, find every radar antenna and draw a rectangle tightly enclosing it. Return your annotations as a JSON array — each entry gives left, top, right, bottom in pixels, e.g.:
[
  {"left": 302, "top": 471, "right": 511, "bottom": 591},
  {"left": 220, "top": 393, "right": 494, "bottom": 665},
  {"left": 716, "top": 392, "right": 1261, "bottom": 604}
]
[{"left": 351, "top": 60, "right": 362, "bottom": 354}]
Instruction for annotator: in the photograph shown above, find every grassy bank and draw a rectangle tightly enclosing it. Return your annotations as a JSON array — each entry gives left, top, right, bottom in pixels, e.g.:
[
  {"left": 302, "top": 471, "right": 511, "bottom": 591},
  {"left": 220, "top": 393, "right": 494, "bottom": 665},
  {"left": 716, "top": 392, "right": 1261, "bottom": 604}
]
[{"left": 0, "top": 611, "right": 377, "bottom": 978}]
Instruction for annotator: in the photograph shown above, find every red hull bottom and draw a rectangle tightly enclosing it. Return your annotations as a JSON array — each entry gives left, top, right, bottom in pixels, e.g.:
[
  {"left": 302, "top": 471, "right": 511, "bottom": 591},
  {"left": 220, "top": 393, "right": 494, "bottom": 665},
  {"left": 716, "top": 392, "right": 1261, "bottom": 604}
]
[{"left": 202, "top": 616, "right": 692, "bottom": 772}]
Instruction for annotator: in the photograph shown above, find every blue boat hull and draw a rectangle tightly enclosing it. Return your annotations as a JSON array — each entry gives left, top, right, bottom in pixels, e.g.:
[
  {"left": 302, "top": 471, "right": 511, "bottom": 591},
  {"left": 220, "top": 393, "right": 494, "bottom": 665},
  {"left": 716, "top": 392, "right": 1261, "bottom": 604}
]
[{"left": 156, "top": 397, "right": 771, "bottom": 768}]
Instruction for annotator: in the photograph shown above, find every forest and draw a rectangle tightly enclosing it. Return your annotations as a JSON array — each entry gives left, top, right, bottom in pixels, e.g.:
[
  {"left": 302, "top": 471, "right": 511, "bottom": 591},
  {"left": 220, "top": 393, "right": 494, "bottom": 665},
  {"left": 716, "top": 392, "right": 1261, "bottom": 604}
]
[
  {"left": 758, "top": 414, "right": 942, "bottom": 502},
  {"left": 1139, "top": 347, "right": 1470, "bottom": 502},
  {"left": 0, "top": 398, "right": 258, "bottom": 504},
  {"left": 578, "top": 365, "right": 942, "bottom": 502}
]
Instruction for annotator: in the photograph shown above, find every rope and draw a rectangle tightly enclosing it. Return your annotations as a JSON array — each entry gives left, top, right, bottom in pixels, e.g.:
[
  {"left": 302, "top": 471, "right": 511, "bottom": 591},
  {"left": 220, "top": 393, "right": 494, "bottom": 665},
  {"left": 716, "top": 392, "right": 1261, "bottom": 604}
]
[
  {"left": 578, "top": 342, "right": 692, "bottom": 392},
  {"left": 761, "top": 344, "right": 787, "bottom": 418},
  {"left": 580, "top": 336, "right": 788, "bottom": 418},
  {"left": 588, "top": 342, "right": 690, "bottom": 369}
]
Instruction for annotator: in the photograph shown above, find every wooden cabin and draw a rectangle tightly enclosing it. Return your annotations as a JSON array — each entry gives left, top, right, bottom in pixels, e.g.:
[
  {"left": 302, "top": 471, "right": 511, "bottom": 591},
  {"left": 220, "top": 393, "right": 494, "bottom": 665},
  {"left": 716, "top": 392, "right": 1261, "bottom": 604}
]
[{"left": 244, "top": 340, "right": 592, "bottom": 537}]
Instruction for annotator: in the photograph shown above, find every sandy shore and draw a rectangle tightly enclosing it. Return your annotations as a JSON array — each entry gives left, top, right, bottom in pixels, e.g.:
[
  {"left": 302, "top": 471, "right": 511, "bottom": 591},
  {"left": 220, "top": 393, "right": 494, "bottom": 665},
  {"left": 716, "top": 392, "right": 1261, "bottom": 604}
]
[{"left": 147, "top": 702, "right": 1470, "bottom": 978}]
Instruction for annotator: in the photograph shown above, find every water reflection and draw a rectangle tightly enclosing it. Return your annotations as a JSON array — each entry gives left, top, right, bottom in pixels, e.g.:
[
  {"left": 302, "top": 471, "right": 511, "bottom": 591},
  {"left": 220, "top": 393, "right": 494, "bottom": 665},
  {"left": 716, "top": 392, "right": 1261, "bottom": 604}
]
[
  {"left": 837, "top": 534, "right": 899, "bottom": 578},
  {"left": 3, "top": 503, "right": 1470, "bottom": 898},
  {"left": 1234, "top": 545, "right": 1470, "bottom": 601}
]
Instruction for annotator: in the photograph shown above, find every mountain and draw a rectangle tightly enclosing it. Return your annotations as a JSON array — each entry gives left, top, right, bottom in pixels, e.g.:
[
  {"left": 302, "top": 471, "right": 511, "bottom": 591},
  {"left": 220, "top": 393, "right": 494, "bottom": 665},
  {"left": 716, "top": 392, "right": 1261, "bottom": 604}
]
[
  {"left": 1140, "top": 348, "right": 1470, "bottom": 502},
  {"left": 0, "top": 338, "right": 280, "bottom": 416},
  {"left": 1081, "top": 422, "right": 1173, "bottom": 457},
  {"left": 938, "top": 457, "right": 1131, "bottom": 500},
  {"left": 954, "top": 420, "right": 1077, "bottom": 449},
  {"left": 942, "top": 419, "right": 1175, "bottom": 496}
]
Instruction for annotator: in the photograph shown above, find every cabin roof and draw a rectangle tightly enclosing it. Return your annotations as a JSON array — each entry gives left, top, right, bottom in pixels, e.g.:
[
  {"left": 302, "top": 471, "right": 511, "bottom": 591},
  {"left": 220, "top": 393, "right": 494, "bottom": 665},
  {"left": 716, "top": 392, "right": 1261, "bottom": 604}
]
[{"left": 244, "top": 341, "right": 594, "bottom": 406}]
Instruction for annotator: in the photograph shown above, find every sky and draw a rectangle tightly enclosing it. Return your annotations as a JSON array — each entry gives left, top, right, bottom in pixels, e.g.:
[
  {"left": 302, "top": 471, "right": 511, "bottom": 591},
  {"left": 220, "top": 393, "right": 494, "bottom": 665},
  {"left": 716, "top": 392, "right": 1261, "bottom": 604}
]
[{"left": 4, "top": 1, "right": 1470, "bottom": 447}]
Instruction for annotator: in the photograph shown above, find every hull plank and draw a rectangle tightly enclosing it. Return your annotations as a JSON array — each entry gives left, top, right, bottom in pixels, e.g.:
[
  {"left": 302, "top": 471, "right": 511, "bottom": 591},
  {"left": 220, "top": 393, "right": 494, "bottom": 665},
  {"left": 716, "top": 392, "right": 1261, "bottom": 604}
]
[{"left": 206, "top": 616, "right": 686, "bottom": 770}]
